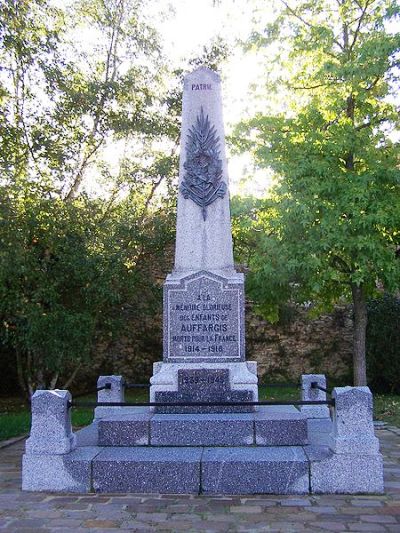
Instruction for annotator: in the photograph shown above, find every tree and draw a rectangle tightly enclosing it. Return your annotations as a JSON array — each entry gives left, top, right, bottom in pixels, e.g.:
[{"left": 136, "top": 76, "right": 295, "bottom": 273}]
[
  {"left": 0, "top": 0, "right": 179, "bottom": 396},
  {"left": 0, "top": 183, "right": 175, "bottom": 396},
  {"left": 234, "top": 0, "right": 400, "bottom": 385},
  {"left": 0, "top": 0, "right": 174, "bottom": 195}
]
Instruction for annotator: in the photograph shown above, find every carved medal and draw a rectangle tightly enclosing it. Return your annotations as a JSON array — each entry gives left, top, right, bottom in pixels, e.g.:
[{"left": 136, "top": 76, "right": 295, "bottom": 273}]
[{"left": 181, "top": 106, "right": 227, "bottom": 220}]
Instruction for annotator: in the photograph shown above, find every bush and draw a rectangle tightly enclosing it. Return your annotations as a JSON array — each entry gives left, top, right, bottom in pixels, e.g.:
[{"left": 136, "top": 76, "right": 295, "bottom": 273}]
[{"left": 367, "top": 294, "right": 400, "bottom": 393}]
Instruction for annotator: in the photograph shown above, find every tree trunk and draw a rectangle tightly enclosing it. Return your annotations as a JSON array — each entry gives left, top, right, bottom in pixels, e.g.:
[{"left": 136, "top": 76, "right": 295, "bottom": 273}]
[
  {"left": 15, "top": 347, "right": 28, "bottom": 400},
  {"left": 63, "top": 364, "right": 81, "bottom": 389},
  {"left": 351, "top": 282, "right": 368, "bottom": 386}
]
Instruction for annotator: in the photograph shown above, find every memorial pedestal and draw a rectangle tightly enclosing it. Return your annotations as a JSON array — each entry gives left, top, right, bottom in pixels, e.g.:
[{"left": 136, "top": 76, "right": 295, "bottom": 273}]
[
  {"left": 147, "top": 67, "right": 258, "bottom": 411},
  {"left": 150, "top": 270, "right": 258, "bottom": 412},
  {"left": 150, "top": 361, "right": 258, "bottom": 413}
]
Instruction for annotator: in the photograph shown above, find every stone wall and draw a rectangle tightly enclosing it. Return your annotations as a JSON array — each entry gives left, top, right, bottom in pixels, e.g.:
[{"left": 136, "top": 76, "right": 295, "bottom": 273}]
[
  {"left": 246, "top": 303, "right": 353, "bottom": 384},
  {"left": 82, "top": 301, "right": 353, "bottom": 388}
]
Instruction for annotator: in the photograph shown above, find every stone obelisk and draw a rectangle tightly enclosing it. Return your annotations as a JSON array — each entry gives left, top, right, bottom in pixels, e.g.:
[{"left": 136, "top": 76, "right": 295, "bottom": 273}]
[{"left": 150, "top": 67, "right": 258, "bottom": 412}]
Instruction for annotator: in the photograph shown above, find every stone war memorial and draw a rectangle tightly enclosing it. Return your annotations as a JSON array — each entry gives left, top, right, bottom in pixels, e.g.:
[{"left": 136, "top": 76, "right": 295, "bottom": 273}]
[{"left": 22, "top": 67, "right": 384, "bottom": 495}]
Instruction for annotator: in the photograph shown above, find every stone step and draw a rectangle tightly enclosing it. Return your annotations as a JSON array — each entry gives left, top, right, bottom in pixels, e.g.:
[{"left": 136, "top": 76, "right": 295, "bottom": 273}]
[
  {"left": 93, "top": 447, "right": 202, "bottom": 494},
  {"left": 97, "top": 406, "right": 308, "bottom": 447},
  {"left": 92, "top": 446, "right": 309, "bottom": 494}
]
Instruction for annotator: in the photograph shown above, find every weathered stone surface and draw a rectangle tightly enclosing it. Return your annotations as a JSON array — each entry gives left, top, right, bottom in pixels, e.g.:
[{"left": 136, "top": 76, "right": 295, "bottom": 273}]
[
  {"left": 174, "top": 67, "right": 233, "bottom": 274},
  {"left": 246, "top": 304, "right": 353, "bottom": 383},
  {"left": 93, "top": 447, "right": 202, "bottom": 493},
  {"left": 25, "top": 390, "right": 76, "bottom": 455},
  {"left": 98, "top": 412, "right": 152, "bottom": 446},
  {"left": 151, "top": 362, "right": 258, "bottom": 413},
  {"left": 329, "top": 387, "right": 380, "bottom": 454},
  {"left": 307, "top": 418, "right": 333, "bottom": 446},
  {"left": 95, "top": 375, "right": 125, "bottom": 419},
  {"left": 301, "top": 374, "right": 331, "bottom": 419},
  {"left": 163, "top": 271, "right": 245, "bottom": 363},
  {"left": 22, "top": 447, "right": 100, "bottom": 492},
  {"left": 150, "top": 413, "right": 254, "bottom": 446},
  {"left": 201, "top": 447, "right": 309, "bottom": 494},
  {"left": 306, "top": 445, "right": 384, "bottom": 494},
  {"left": 255, "top": 406, "right": 308, "bottom": 446}
]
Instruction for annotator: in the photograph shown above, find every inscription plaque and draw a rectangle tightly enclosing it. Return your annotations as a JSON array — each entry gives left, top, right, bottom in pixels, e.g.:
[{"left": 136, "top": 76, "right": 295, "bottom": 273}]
[
  {"left": 163, "top": 271, "right": 244, "bottom": 362},
  {"left": 154, "top": 369, "right": 253, "bottom": 413}
]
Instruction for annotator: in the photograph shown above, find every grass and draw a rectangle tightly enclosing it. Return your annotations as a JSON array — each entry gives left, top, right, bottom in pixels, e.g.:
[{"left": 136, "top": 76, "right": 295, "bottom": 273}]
[
  {"left": 1, "top": 385, "right": 399, "bottom": 442},
  {"left": 0, "top": 389, "right": 150, "bottom": 441},
  {"left": 374, "top": 394, "right": 400, "bottom": 428}
]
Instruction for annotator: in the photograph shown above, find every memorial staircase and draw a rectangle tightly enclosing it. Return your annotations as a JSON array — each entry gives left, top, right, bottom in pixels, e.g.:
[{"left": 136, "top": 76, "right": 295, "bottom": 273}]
[
  {"left": 75, "top": 404, "right": 333, "bottom": 494},
  {"left": 22, "top": 376, "right": 384, "bottom": 495}
]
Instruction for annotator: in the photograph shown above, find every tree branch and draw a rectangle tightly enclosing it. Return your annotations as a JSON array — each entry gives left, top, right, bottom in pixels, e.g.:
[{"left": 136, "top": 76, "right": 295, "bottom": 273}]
[
  {"left": 355, "top": 116, "right": 389, "bottom": 130},
  {"left": 289, "top": 82, "right": 332, "bottom": 90},
  {"left": 366, "top": 75, "right": 381, "bottom": 91},
  {"left": 349, "top": 0, "right": 372, "bottom": 53},
  {"left": 280, "top": 0, "right": 345, "bottom": 51},
  {"left": 63, "top": 364, "right": 81, "bottom": 389},
  {"left": 64, "top": 0, "right": 125, "bottom": 201},
  {"left": 330, "top": 254, "right": 352, "bottom": 274}
]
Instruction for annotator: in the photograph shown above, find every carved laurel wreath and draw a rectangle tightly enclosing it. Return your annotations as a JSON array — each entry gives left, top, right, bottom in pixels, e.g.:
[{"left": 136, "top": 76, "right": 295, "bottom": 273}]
[{"left": 180, "top": 106, "right": 226, "bottom": 220}]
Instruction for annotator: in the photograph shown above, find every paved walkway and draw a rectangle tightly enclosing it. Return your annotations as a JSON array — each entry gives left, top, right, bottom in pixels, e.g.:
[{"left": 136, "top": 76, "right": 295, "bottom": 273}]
[{"left": 0, "top": 428, "right": 400, "bottom": 532}]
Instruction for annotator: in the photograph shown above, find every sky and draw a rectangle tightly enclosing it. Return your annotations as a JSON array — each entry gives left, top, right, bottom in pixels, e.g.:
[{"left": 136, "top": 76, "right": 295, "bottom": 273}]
[
  {"left": 50, "top": 0, "right": 400, "bottom": 199},
  {"left": 134, "top": 0, "right": 273, "bottom": 197},
  {"left": 73, "top": 0, "right": 272, "bottom": 197}
]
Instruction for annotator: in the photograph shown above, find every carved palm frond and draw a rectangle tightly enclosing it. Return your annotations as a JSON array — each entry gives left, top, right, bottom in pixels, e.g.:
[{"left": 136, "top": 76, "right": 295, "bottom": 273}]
[{"left": 181, "top": 106, "right": 227, "bottom": 220}]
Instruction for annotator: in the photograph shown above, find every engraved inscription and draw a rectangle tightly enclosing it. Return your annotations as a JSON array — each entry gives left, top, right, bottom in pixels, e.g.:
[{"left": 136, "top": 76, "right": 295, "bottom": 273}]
[
  {"left": 191, "top": 83, "right": 212, "bottom": 90},
  {"left": 167, "top": 275, "right": 240, "bottom": 360},
  {"left": 178, "top": 372, "right": 226, "bottom": 386}
]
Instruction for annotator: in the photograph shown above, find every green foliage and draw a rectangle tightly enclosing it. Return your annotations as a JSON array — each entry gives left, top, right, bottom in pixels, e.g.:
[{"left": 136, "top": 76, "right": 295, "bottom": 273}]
[
  {"left": 0, "top": 0, "right": 181, "bottom": 396},
  {"left": 374, "top": 394, "right": 400, "bottom": 427},
  {"left": 233, "top": 0, "right": 400, "bottom": 383},
  {"left": 0, "top": 411, "right": 31, "bottom": 441},
  {"left": 0, "top": 181, "right": 175, "bottom": 395},
  {"left": 0, "top": 0, "right": 177, "bottom": 195},
  {"left": 367, "top": 295, "right": 400, "bottom": 393}
]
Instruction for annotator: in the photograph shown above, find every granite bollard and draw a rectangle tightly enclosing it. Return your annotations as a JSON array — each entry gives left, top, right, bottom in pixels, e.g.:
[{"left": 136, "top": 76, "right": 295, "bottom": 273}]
[
  {"left": 301, "top": 374, "right": 330, "bottom": 419},
  {"left": 25, "top": 389, "right": 76, "bottom": 455},
  {"left": 95, "top": 375, "right": 125, "bottom": 419},
  {"left": 308, "top": 386, "right": 384, "bottom": 493},
  {"left": 329, "top": 386, "right": 380, "bottom": 454},
  {"left": 301, "top": 374, "right": 333, "bottom": 446},
  {"left": 23, "top": 389, "right": 100, "bottom": 492}
]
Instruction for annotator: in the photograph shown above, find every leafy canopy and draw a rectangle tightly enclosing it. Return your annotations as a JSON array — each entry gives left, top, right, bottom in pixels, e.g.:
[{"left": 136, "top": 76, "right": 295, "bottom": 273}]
[{"left": 234, "top": 0, "right": 400, "bottom": 319}]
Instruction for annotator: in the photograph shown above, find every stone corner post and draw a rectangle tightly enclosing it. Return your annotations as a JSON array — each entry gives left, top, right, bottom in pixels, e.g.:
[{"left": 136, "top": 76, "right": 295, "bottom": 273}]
[
  {"left": 300, "top": 374, "right": 331, "bottom": 419},
  {"left": 309, "top": 385, "right": 384, "bottom": 494},
  {"left": 330, "top": 386, "right": 380, "bottom": 454},
  {"left": 95, "top": 375, "right": 125, "bottom": 419},
  {"left": 25, "top": 389, "right": 76, "bottom": 455}
]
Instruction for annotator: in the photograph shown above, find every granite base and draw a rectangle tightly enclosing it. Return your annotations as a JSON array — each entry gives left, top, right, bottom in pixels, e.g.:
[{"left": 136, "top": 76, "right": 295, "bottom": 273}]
[
  {"left": 150, "top": 362, "right": 258, "bottom": 413},
  {"left": 93, "top": 447, "right": 202, "bottom": 494},
  {"left": 22, "top": 447, "right": 100, "bottom": 492},
  {"left": 94, "top": 406, "right": 309, "bottom": 447},
  {"left": 305, "top": 445, "right": 384, "bottom": 494},
  {"left": 201, "top": 447, "right": 309, "bottom": 494}
]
